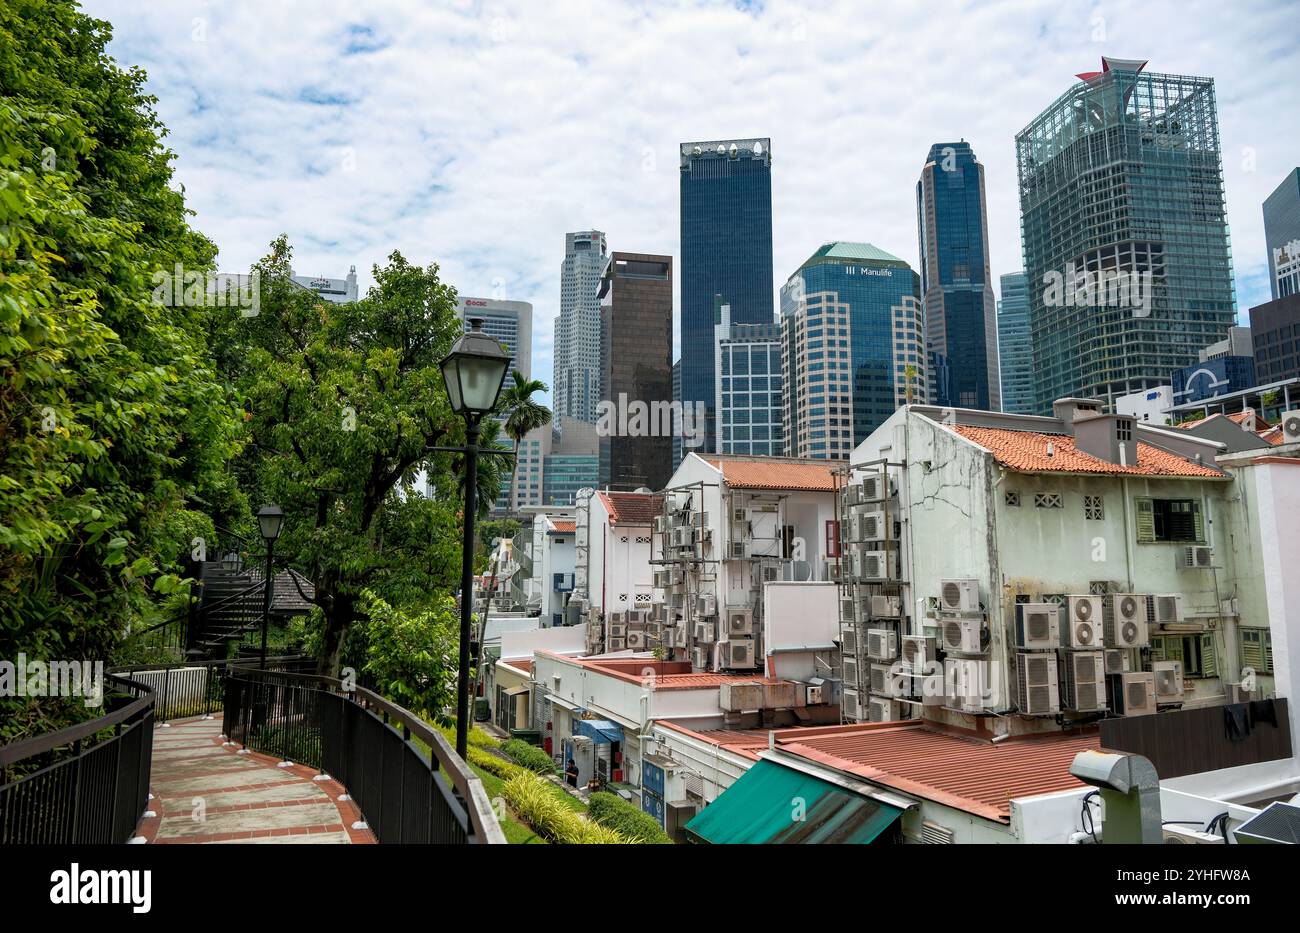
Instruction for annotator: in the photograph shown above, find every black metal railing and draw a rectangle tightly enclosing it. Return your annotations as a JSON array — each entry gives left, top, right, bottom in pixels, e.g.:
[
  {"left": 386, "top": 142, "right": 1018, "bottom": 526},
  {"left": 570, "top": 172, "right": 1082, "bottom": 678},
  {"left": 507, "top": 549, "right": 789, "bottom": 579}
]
[
  {"left": 0, "top": 674, "right": 155, "bottom": 845},
  {"left": 111, "top": 656, "right": 313, "bottom": 722},
  {"left": 222, "top": 668, "right": 504, "bottom": 844}
]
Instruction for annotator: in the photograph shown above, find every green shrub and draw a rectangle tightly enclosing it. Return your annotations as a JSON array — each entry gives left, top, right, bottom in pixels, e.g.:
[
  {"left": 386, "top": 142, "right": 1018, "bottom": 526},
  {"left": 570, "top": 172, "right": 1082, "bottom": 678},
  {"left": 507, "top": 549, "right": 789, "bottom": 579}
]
[
  {"left": 469, "top": 747, "right": 528, "bottom": 782},
  {"left": 502, "top": 774, "right": 626, "bottom": 845},
  {"left": 588, "top": 792, "right": 673, "bottom": 844},
  {"left": 502, "top": 739, "right": 558, "bottom": 774}
]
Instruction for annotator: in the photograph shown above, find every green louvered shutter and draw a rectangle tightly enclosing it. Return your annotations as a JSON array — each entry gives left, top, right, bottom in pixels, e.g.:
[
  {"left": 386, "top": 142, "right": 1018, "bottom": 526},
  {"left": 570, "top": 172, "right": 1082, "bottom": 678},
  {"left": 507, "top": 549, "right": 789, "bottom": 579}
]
[
  {"left": 1240, "top": 630, "right": 1265, "bottom": 672},
  {"left": 1192, "top": 501, "right": 1205, "bottom": 544},
  {"left": 1136, "top": 498, "right": 1155, "bottom": 543},
  {"left": 1199, "top": 633, "right": 1217, "bottom": 679}
]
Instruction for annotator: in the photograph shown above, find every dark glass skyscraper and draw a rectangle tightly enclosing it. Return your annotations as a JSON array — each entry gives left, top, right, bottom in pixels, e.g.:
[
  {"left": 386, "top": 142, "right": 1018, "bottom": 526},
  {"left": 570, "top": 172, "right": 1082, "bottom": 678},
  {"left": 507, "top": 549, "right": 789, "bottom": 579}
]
[
  {"left": 680, "top": 138, "right": 774, "bottom": 452},
  {"left": 1264, "top": 168, "right": 1300, "bottom": 299},
  {"left": 997, "top": 272, "right": 1035, "bottom": 414},
  {"left": 1016, "top": 58, "right": 1235, "bottom": 413},
  {"left": 916, "top": 141, "right": 1000, "bottom": 411}
]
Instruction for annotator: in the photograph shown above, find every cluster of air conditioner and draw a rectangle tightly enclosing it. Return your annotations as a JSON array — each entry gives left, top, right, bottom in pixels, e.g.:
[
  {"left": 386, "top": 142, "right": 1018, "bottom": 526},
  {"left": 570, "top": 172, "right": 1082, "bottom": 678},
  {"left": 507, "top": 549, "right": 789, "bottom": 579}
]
[
  {"left": 841, "top": 472, "right": 895, "bottom": 509},
  {"left": 843, "top": 548, "right": 896, "bottom": 581},
  {"left": 720, "top": 637, "right": 756, "bottom": 670},
  {"left": 937, "top": 578, "right": 980, "bottom": 616},
  {"left": 838, "top": 592, "right": 900, "bottom": 625},
  {"left": 944, "top": 658, "right": 988, "bottom": 713},
  {"left": 1176, "top": 545, "right": 1215, "bottom": 570},
  {"left": 725, "top": 608, "right": 753, "bottom": 637},
  {"left": 1059, "top": 651, "right": 1106, "bottom": 713},
  {"left": 845, "top": 510, "right": 895, "bottom": 544},
  {"left": 695, "top": 593, "right": 716, "bottom": 617},
  {"left": 939, "top": 617, "right": 983, "bottom": 655}
]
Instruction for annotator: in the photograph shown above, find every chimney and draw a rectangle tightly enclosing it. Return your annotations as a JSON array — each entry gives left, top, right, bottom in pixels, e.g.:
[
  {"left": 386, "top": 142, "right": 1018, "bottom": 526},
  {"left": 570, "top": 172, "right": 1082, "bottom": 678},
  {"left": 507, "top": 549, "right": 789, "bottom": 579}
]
[
  {"left": 1052, "top": 397, "right": 1105, "bottom": 433},
  {"left": 1074, "top": 413, "right": 1137, "bottom": 466}
]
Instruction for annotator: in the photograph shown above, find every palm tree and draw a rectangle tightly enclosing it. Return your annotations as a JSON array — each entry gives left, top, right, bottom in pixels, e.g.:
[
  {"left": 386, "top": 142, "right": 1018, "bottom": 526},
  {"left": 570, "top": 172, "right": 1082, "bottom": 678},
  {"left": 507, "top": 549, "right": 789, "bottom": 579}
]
[{"left": 496, "top": 371, "right": 553, "bottom": 512}]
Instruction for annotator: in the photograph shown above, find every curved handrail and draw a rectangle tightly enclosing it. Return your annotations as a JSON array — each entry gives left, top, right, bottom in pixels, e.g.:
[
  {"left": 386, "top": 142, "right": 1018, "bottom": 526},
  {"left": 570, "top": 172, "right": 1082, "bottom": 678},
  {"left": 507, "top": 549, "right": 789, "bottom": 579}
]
[
  {"left": 225, "top": 666, "right": 505, "bottom": 844},
  {"left": 0, "top": 673, "right": 154, "bottom": 768}
]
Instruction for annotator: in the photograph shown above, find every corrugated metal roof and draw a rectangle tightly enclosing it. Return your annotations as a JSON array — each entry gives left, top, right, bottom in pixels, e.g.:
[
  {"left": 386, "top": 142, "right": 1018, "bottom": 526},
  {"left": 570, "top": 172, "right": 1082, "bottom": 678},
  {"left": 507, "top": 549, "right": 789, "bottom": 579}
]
[
  {"left": 775, "top": 722, "right": 1099, "bottom": 822},
  {"left": 951, "top": 425, "right": 1226, "bottom": 479}
]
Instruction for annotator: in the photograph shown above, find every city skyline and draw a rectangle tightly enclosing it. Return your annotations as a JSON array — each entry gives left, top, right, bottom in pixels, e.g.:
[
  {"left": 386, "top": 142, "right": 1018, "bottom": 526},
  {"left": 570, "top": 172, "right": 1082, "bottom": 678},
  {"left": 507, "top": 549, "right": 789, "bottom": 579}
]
[{"left": 86, "top": 0, "right": 1299, "bottom": 408}]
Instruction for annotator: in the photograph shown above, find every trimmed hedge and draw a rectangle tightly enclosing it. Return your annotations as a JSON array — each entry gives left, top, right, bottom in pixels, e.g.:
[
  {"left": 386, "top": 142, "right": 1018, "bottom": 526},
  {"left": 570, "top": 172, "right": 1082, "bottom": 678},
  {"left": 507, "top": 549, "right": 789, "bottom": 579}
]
[
  {"left": 588, "top": 792, "right": 673, "bottom": 844},
  {"left": 502, "top": 774, "right": 627, "bottom": 844},
  {"left": 502, "top": 738, "right": 558, "bottom": 774}
]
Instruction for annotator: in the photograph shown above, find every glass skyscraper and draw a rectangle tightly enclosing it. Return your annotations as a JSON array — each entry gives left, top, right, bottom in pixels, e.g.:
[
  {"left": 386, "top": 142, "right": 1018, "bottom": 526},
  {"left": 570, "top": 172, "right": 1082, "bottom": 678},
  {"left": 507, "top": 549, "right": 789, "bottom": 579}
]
[
  {"left": 916, "top": 141, "right": 1000, "bottom": 411},
  {"left": 1264, "top": 168, "right": 1300, "bottom": 299},
  {"left": 715, "top": 304, "right": 784, "bottom": 456},
  {"left": 680, "top": 138, "right": 773, "bottom": 453},
  {"left": 554, "top": 231, "right": 607, "bottom": 423},
  {"left": 1016, "top": 58, "right": 1236, "bottom": 413},
  {"left": 780, "top": 242, "right": 926, "bottom": 459},
  {"left": 996, "top": 272, "right": 1035, "bottom": 414}
]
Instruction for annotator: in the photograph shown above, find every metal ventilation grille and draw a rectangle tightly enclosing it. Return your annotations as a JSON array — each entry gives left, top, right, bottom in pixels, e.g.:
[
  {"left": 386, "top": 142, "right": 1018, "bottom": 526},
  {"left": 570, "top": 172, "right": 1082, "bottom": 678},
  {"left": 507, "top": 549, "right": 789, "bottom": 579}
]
[
  {"left": 1077, "top": 683, "right": 1099, "bottom": 709},
  {"left": 1234, "top": 802, "right": 1300, "bottom": 844},
  {"left": 1074, "top": 599, "right": 1094, "bottom": 621},
  {"left": 902, "top": 640, "right": 918, "bottom": 664},
  {"left": 1120, "top": 620, "right": 1139, "bottom": 643},
  {"left": 1119, "top": 595, "right": 1139, "bottom": 617},
  {"left": 1075, "top": 654, "right": 1097, "bottom": 680},
  {"left": 1027, "top": 612, "right": 1050, "bottom": 640},
  {"left": 1074, "top": 622, "right": 1095, "bottom": 645},
  {"left": 1105, "top": 650, "right": 1125, "bottom": 674},
  {"left": 942, "top": 582, "right": 961, "bottom": 607},
  {"left": 1030, "top": 685, "right": 1052, "bottom": 710},
  {"left": 943, "top": 621, "right": 963, "bottom": 649},
  {"left": 864, "top": 555, "right": 883, "bottom": 577},
  {"left": 920, "top": 820, "right": 954, "bottom": 844},
  {"left": 1156, "top": 670, "right": 1176, "bottom": 694},
  {"left": 865, "top": 516, "right": 880, "bottom": 538},
  {"left": 1026, "top": 655, "right": 1053, "bottom": 680},
  {"left": 1126, "top": 682, "right": 1147, "bottom": 708}
]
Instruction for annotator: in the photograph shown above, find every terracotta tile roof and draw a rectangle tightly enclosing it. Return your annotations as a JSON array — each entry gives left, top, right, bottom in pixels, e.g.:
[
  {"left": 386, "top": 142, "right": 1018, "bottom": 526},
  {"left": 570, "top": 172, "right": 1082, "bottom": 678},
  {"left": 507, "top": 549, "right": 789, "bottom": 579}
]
[
  {"left": 1176, "top": 411, "right": 1269, "bottom": 431},
  {"left": 598, "top": 491, "right": 662, "bottom": 526},
  {"left": 950, "top": 425, "right": 1226, "bottom": 479},
  {"left": 774, "top": 722, "right": 1100, "bottom": 822},
  {"left": 1259, "top": 426, "right": 1286, "bottom": 446},
  {"left": 549, "top": 521, "right": 576, "bottom": 533},
  {"left": 556, "top": 654, "right": 784, "bottom": 692},
  {"left": 701, "top": 454, "right": 843, "bottom": 491}
]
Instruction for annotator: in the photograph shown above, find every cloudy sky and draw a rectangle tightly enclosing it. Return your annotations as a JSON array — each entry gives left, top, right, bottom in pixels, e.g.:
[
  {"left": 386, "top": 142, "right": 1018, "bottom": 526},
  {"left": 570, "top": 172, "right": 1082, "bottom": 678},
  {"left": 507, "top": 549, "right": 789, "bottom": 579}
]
[{"left": 88, "top": 0, "right": 1299, "bottom": 405}]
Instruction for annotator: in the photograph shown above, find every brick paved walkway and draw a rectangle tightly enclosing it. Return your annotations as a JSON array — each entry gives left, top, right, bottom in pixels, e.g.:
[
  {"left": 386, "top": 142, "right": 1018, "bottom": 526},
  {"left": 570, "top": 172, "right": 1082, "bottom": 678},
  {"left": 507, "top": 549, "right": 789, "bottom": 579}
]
[{"left": 134, "top": 716, "right": 375, "bottom": 844}]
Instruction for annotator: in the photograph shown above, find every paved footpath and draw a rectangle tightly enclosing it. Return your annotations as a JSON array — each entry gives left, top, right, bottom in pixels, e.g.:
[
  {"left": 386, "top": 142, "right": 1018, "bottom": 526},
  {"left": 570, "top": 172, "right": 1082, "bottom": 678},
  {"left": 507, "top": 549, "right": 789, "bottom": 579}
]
[{"left": 134, "top": 716, "right": 375, "bottom": 844}]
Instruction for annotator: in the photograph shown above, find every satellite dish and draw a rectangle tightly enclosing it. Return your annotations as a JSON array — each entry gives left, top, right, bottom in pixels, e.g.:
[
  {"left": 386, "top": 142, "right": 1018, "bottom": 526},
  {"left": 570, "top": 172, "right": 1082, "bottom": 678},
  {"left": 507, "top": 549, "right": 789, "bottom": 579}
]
[{"left": 753, "top": 141, "right": 764, "bottom": 156}]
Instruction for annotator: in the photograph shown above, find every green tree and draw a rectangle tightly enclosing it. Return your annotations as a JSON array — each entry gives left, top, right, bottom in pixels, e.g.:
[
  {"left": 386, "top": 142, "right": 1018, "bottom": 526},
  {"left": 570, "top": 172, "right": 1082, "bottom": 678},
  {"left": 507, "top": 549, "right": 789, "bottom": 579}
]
[
  {"left": 359, "top": 589, "right": 459, "bottom": 717},
  {"left": 495, "top": 371, "right": 551, "bottom": 511},
  {"left": 230, "top": 239, "right": 512, "bottom": 676},
  {"left": 0, "top": 0, "right": 240, "bottom": 738}
]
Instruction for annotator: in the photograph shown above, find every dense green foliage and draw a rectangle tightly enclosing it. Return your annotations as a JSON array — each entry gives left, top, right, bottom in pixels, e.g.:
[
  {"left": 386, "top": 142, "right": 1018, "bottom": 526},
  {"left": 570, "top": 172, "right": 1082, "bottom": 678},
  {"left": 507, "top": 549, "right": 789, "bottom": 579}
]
[
  {"left": 588, "top": 791, "right": 674, "bottom": 844},
  {"left": 359, "top": 589, "right": 459, "bottom": 717},
  {"left": 0, "top": 1, "right": 241, "bottom": 740},
  {"left": 501, "top": 738, "right": 558, "bottom": 774},
  {"left": 502, "top": 773, "right": 626, "bottom": 845}
]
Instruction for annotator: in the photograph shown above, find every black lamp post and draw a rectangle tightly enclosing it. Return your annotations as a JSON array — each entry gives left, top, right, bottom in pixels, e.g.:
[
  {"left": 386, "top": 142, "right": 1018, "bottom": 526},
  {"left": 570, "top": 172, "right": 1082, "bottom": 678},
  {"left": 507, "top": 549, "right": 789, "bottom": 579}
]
[
  {"left": 256, "top": 504, "right": 285, "bottom": 667},
  {"left": 440, "top": 319, "right": 510, "bottom": 758}
]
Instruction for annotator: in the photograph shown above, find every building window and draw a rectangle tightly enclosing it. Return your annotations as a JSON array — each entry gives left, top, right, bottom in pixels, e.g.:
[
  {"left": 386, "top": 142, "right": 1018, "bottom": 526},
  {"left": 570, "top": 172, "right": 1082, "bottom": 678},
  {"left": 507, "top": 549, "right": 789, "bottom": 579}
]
[
  {"left": 1135, "top": 498, "right": 1203, "bottom": 543},
  {"left": 1004, "top": 491, "right": 1020, "bottom": 507},
  {"left": 1239, "top": 629, "right": 1273, "bottom": 674},
  {"left": 1084, "top": 495, "right": 1104, "bottom": 520},
  {"left": 1034, "top": 493, "right": 1062, "bottom": 509},
  {"left": 1150, "top": 633, "right": 1217, "bottom": 679}
]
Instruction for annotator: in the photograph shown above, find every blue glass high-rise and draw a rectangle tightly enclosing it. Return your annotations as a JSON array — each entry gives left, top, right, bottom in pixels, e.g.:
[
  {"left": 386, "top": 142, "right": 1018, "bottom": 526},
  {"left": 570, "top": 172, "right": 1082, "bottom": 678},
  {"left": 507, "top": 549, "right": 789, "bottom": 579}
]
[
  {"left": 997, "top": 272, "right": 1035, "bottom": 414},
  {"left": 680, "top": 139, "right": 774, "bottom": 453},
  {"left": 916, "top": 141, "right": 1000, "bottom": 411}
]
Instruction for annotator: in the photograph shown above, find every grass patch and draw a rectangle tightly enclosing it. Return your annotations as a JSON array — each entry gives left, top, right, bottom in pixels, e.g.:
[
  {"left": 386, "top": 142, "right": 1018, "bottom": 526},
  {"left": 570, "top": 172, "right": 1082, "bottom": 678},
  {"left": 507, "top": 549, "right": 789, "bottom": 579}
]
[
  {"left": 588, "top": 792, "right": 673, "bottom": 844},
  {"left": 502, "top": 773, "right": 625, "bottom": 845}
]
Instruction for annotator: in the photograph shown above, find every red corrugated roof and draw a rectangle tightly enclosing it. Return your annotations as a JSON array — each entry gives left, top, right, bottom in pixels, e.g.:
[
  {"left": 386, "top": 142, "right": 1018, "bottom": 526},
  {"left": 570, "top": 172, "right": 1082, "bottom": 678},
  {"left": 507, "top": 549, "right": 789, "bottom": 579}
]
[
  {"left": 598, "top": 491, "right": 662, "bottom": 526},
  {"left": 552, "top": 654, "right": 784, "bottom": 692},
  {"left": 951, "top": 425, "right": 1225, "bottom": 478},
  {"left": 774, "top": 721, "right": 1099, "bottom": 822},
  {"left": 701, "top": 454, "right": 843, "bottom": 491},
  {"left": 549, "top": 521, "right": 576, "bottom": 533}
]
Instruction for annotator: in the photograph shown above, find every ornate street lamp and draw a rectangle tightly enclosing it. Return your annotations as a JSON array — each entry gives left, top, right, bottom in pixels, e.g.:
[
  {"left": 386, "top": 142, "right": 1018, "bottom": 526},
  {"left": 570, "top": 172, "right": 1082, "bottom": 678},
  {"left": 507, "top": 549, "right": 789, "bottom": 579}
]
[
  {"left": 256, "top": 504, "right": 285, "bottom": 666},
  {"left": 440, "top": 320, "right": 509, "bottom": 758}
]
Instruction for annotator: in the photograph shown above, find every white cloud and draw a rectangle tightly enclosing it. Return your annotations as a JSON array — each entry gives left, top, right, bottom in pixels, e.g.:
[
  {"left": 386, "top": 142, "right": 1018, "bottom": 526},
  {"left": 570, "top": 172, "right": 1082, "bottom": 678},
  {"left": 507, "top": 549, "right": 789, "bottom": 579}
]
[{"left": 87, "top": 0, "right": 1300, "bottom": 405}]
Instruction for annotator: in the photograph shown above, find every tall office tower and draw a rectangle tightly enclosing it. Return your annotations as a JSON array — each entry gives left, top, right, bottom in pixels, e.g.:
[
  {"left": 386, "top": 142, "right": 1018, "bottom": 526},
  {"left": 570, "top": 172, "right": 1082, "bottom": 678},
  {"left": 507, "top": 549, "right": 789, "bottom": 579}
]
[
  {"left": 780, "top": 242, "right": 927, "bottom": 459},
  {"left": 597, "top": 252, "right": 673, "bottom": 491},
  {"left": 291, "top": 266, "right": 359, "bottom": 304},
  {"left": 457, "top": 296, "right": 533, "bottom": 379},
  {"left": 715, "top": 304, "right": 784, "bottom": 456},
  {"left": 680, "top": 139, "right": 774, "bottom": 452},
  {"left": 916, "top": 141, "right": 1000, "bottom": 410},
  {"left": 1016, "top": 58, "right": 1236, "bottom": 413},
  {"left": 996, "top": 272, "right": 1035, "bottom": 414},
  {"left": 554, "top": 231, "right": 608, "bottom": 423},
  {"left": 545, "top": 418, "right": 600, "bottom": 506},
  {"left": 671, "top": 358, "right": 683, "bottom": 469},
  {"left": 1264, "top": 168, "right": 1300, "bottom": 298}
]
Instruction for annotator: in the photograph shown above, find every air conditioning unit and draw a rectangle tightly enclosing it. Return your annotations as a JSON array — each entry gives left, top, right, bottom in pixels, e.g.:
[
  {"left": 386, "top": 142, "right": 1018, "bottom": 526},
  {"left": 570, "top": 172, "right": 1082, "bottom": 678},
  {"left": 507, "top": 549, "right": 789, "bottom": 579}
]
[
  {"left": 869, "top": 663, "right": 899, "bottom": 698},
  {"left": 761, "top": 565, "right": 781, "bottom": 584},
  {"left": 866, "top": 628, "right": 898, "bottom": 661},
  {"left": 696, "top": 594, "right": 716, "bottom": 616},
  {"left": 668, "top": 592, "right": 685, "bottom": 609},
  {"left": 805, "top": 682, "right": 825, "bottom": 706},
  {"left": 1109, "top": 672, "right": 1156, "bottom": 716},
  {"left": 722, "top": 638, "right": 755, "bottom": 669},
  {"left": 869, "top": 595, "right": 901, "bottom": 618},
  {"left": 859, "top": 551, "right": 892, "bottom": 580},
  {"left": 826, "top": 560, "right": 841, "bottom": 582},
  {"left": 1281, "top": 409, "right": 1300, "bottom": 443},
  {"left": 693, "top": 621, "right": 715, "bottom": 643},
  {"left": 609, "top": 623, "right": 626, "bottom": 638},
  {"left": 841, "top": 484, "right": 864, "bottom": 507},
  {"left": 670, "top": 568, "right": 685, "bottom": 586},
  {"left": 858, "top": 511, "right": 888, "bottom": 542},
  {"left": 1153, "top": 660, "right": 1184, "bottom": 704},
  {"left": 940, "top": 617, "right": 982, "bottom": 654},
  {"left": 868, "top": 697, "right": 900, "bottom": 723},
  {"left": 653, "top": 570, "right": 670, "bottom": 588},
  {"left": 691, "top": 646, "right": 709, "bottom": 670},
  {"left": 630, "top": 609, "right": 649, "bottom": 625},
  {"left": 944, "top": 658, "right": 988, "bottom": 712},
  {"left": 901, "top": 635, "right": 937, "bottom": 671},
  {"left": 843, "top": 655, "right": 862, "bottom": 689},
  {"left": 1016, "top": 652, "right": 1060, "bottom": 715},
  {"left": 611, "top": 611, "right": 627, "bottom": 625},
  {"left": 842, "top": 687, "right": 865, "bottom": 721},
  {"left": 610, "top": 636, "right": 627, "bottom": 650},
  {"left": 1060, "top": 596, "right": 1102, "bottom": 648},
  {"left": 1015, "top": 602, "right": 1060, "bottom": 650},
  {"left": 627, "top": 631, "right": 647, "bottom": 649},
  {"left": 859, "top": 473, "right": 894, "bottom": 502},
  {"left": 1104, "top": 649, "right": 1127, "bottom": 676},
  {"left": 731, "top": 506, "right": 749, "bottom": 524},
  {"left": 1105, "top": 594, "right": 1150, "bottom": 647},
  {"left": 910, "top": 670, "right": 946, "bottom": 706},
  {"left": 729, "top": 540, "right": 750, "bottom": 560},
  {"left": 1152, "top": 594, "right": 1184, "bottom": 624},
  {"left": 938, "top": 579, "right": 980, "bottom": 614},
  {"left": 725, "top": 609, "right": 753, "bottom": 636},
  {"left": 652, "top": 603, "right": 667, "bottom": 624},
  {"left": 691, "top": 511, "right": 706, "bottom": 528},
  {"left": 1177, "top": 546, "right": 1215, "bottom": 570},
  {"left": 839, "top": 595, "right": 858, "bottom": 623},
  {"left": 1162, "top": 825, "right": 1226, "bottom": 844},
  {"left": 654, "top": 516, "right": 668, "bottom": 533},
  {"left": 1060, "top": 651, "right": 1106, "bottom": 712},
  {"left": 840, "top": 624, "right": 859, "bottom": 655}
]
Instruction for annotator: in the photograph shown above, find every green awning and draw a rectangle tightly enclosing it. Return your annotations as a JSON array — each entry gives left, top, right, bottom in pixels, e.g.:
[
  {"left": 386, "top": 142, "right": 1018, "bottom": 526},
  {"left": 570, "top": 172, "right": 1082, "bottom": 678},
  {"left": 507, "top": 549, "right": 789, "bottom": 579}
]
[{"left": 684, "top": 760, "right": 902, "bottom": 844}]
